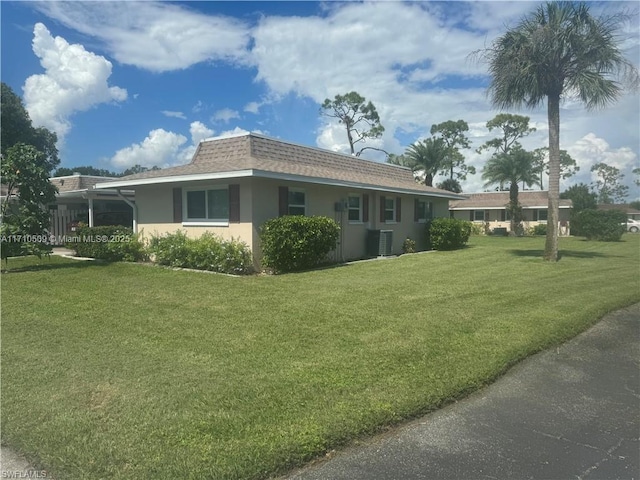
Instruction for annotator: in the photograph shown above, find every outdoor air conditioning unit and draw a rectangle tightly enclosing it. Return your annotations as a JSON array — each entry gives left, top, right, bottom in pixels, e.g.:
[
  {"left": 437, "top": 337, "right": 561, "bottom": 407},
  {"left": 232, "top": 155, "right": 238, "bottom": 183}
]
[{"left": 367, "top": 229, "right": 393, "bottom": 257}]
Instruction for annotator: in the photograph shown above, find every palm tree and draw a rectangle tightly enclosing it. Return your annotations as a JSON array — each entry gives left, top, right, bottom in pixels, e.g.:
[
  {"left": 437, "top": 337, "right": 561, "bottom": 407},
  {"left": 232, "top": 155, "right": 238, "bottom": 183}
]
[
  {"left": 479, "top": 2, "right": 638, "bottom": 260},
  {"left": 482, "top": 147, "right": 538, "bottom": 235},
  {"left": 405, "top": 137, "right": 447, "bottom": 187}
]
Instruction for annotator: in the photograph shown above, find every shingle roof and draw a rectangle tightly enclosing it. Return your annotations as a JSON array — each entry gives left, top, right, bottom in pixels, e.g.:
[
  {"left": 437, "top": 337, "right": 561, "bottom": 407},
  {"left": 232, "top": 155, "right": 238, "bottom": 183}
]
[
  {"left": 100, "top": 133, "right": 464, "bottom": 199},
  {"left": 50, "top": 175, "right": 118, "bottom": 193},
  {"left": 449, "top": 191, "right": 572, "bottom": 209}
]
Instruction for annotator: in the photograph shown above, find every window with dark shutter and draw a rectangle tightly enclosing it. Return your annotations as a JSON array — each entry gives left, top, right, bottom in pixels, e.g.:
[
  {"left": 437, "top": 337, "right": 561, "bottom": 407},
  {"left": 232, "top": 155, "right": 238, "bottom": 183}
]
[
  {"left": 363, "top": 194, "right": 369, "bottom": 222},
  {"left": 414, "top": 199, "right": 420, "bottom": 222},
  {"left": 396, "top": 197, "right": 401, "bottom": 222},
  {"left": 229, "top": 184, "right": 240, "bottom": 223},
  {"left": 278, "top": 186, "right": 288, "bottom": 217},
  {"left": 173, "top": 187, "right": 182, "bottom": 223},
  {"left": 380, "top": 196, "right": 386, "bottom": 223}
]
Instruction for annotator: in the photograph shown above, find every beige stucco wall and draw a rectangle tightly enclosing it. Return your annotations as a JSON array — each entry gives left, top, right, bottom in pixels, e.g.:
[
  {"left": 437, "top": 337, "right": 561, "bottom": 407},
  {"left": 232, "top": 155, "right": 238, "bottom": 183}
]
[{"left": 134, "top": 177, "right": 454, "bottom": 267}]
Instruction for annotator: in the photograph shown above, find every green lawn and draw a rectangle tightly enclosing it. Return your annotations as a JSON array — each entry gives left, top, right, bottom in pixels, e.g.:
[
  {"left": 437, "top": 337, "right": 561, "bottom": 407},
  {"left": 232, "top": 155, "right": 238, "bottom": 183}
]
[{"left": 2, "top": 235, "right": 639, "bottom": 479}]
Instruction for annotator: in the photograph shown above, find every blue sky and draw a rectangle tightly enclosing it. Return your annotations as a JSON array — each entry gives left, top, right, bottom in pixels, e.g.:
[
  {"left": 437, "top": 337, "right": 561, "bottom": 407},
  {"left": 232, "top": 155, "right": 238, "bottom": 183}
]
[{"left": 2, "top": 1, "right": 639, "bottom": 198}]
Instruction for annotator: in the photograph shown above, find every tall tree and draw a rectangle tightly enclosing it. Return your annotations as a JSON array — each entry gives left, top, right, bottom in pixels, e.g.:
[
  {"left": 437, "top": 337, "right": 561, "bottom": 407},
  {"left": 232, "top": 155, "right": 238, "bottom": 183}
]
[
  {"left": 320, "top": 91, "right": 385, "bottom": 156},
  {"left": 478, "top": 2, "right": 638, "bottom": 261},
  {"left": 477, "top": 114, "right": 536, "bottom": 156},
  {"left": 437, "top": 178, "right": 463, "bottom": 193},
  {"left": 404, "top": 137, "right": 448, "bottom": 187},
  {"left": 1, "top": 144, "right": 58, "bottom": 261},
  {"left": 482, "top": 146, "right": 538, "bottom": 234},
  {"left": 590, "top": 162, "right": 628, "bottom": 204},
  {"left": 1, "top": 82, "right": 59, "bottom": 169},
  {"left": 532, "top": 147, "right": 579, "bottom": 190},
  {"left": 430, "top": 120, "right": 475, "bottom": 181}
]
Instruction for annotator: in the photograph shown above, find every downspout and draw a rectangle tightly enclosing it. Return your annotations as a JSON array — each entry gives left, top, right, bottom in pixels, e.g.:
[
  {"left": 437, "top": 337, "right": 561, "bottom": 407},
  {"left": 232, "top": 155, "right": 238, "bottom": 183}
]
[
  {"left": 116, "top": 189, "right": 137, "bottom": 233},
  {"left": 88, "top": 196, "right": 94, "bottom": 227}
]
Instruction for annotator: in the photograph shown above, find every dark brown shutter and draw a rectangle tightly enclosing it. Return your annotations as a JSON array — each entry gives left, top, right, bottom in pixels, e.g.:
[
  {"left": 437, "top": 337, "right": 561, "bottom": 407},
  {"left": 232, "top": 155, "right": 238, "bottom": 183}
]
[
  {"left": 172, "top": 187, "right": 182, "bottom": 223},
  {"left": 500, "top": 210, "right": 506, "bottom": 222},
  {"left": 414, "top": 199, "right": 420, "bottom": 222},
  {"left": 469, "top": 210, "right": 474, "bottom": 221},
  {"left": 363, "top": 194, "right": 369, "bottom": 222},
  {"left": 278, "top": 186, "right": 289, "bottom": 216},
  {"left": 229, "top": 184, "right": 240, "bottom": 223},
  {"left": 396, "top": 197, "right": 401, "bottom": 222},
  {"left": 380, "top": 196, "right": 386, "bottom": 223}
]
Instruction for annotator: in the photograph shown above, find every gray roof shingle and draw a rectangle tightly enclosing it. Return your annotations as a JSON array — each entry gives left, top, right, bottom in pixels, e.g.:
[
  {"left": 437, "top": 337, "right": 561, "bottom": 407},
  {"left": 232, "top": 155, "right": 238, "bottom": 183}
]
[
  {"left": 105, "top": 133, "right": 464, "bottom": 198},
  {"left": 449, "top": 191, "right": 572, "bottom": 209}
]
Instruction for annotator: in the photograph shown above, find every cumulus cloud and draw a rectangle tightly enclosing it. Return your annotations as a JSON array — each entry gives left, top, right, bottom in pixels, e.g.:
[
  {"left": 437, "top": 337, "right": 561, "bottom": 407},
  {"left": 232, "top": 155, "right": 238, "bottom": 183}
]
[
  {"left": 110, "top": 129, "right": 187, "bottom": 168},
  {"left": 189, "top": 121, "right": 215, "bottom": 144},
  {"left": 244, "top": 102, "right": 261, "bottom": 114},
  {"left": 23, "top": 23, "right": 127, "bottom": 141},
  {"left": 162, "top": 110, "right": 186, "bottom": 119},
  {"left": 567, "top": 133, "right": 638, "bottom": 185},
  {"left": 212, "top": 108, "right": 240, "bottom": 124},
  {"left": 35, "top": 1, "right": 251, "bottom": 72}
]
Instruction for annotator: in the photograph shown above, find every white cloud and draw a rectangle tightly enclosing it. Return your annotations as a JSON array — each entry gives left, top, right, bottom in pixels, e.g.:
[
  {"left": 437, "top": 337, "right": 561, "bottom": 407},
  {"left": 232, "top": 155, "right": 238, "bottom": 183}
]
[
  {"left": 189, "top": 121, "right": 215, "bottom": 144},
  {"left": 162, "top": 110, "right": 186, "bottom": 119},
  {"left": 110, "top": 129, "right": 187, "bottom": 168},
  {"left": 23, "top": 23, "right": 127, "bottom": 142},
  {"left": 244, "top": 101, "right": 261, "bottom": 114},
  {"left": 35, "top": 1, "right": 251, "bottom": 72},
  {"left": 212, "top": 108, "right": 240, "bottom": 124}
]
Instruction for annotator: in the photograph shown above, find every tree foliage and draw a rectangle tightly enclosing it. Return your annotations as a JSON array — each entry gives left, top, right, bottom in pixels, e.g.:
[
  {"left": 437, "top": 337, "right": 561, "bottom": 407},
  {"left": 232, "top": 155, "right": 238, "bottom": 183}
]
[
  {"left": 477, "top": 2, "right": 639, "bottom": 261},
  {"left": 321, "top": 91, "right": 385, "bottom": 156},
  {"left": 531, "top": 148, "right": 579, "bottom": 190},
  {"left": 590, "top": 162, "right": 628, "bottom": 204},
  {"left": 1, "top": 82, "right": 59, "bottom": 169},
  {"left": 477, "top": 114, "right": 535, "bottom": 156},
  {"left": 1, "top": 144, "right": 58, "bottom": 260},
  {"left": 430, "top": 120, "right": 475, "bottom": 181},
  {"left": 437, "top": 178, "right": 463, "bottom": 193},
  {"left": 54, "top": 166, "right": 119, "bottom": 177},
  {"left": 482, "top": 146, "right": 538, "bottom": 235},
  {"left": 404, "top": 137, "right": 448, "bottom": 187},
  {"left": 560, "top": 183, "right": 597, "bottom": 213}
]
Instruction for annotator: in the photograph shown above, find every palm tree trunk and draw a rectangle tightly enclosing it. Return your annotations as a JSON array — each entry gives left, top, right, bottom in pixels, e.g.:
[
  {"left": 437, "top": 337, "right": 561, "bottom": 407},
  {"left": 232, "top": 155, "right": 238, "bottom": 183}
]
[{"left": 544, "top": 94, "right": 561, "bottom": 261}]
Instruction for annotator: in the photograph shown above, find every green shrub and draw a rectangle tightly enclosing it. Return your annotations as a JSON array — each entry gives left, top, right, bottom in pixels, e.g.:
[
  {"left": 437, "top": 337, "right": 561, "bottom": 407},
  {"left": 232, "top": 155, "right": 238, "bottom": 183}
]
[
  {"left": 530, "top": 224, "right": 547, "bottom": 236},
  {"left": 429, "top": 218, "right": 472, "bottom": 251},
  {"left": 149, "top": 231, "right": 252, "bottom": 274},
  {"left": 573, "top": 209, "right": 626, "bottom": 241},
  {"left": 67, "top": 225, "right": 147, "bottom": 262},
  {"left": 469, "top": 223, "right": 485, "bottom": 236},
  {"left": 401, "top": 237, "right": 416, "bottom": 254},
  {"left": 260, "top": 216, "right": 340, "bottom": 273}
]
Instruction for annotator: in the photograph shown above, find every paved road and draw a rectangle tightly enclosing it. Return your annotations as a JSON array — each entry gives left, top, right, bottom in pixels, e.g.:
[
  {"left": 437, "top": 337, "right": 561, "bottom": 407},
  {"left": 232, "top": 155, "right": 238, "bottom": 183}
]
[{"left": 286, "top": 304, "right": 640, "bottom": 480}]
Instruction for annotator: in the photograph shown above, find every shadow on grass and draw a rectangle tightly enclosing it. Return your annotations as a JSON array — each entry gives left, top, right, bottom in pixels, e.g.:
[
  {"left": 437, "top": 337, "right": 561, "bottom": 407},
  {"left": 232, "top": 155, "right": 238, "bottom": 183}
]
[
  {"left": 508, "top": 249, "right": 616, "bottom": 259},
  {"left": 1, "top": 257, "right": 110, "bottom": 273}
]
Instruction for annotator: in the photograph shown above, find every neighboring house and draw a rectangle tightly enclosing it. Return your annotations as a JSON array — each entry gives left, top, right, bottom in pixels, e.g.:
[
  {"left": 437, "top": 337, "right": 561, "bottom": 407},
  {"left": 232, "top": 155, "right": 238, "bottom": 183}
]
[
  {"left": 449, "top": 191, "right": 572, "bottom": 235},
  {"left": 596, "top": 204, "right": 640, "bottom": 221},
  {"left": 48, "top": 175, "right": 135, "bottom": 239},
  {"left": 94, "top": 132, "right": 465, "bottom": 265}
]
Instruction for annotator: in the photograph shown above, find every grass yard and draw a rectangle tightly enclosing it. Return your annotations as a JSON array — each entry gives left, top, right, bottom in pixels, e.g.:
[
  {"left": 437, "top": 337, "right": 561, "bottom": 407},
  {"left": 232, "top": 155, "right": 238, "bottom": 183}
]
[{"left": 1, "top": 235, "right": 639, "bottom": 479}]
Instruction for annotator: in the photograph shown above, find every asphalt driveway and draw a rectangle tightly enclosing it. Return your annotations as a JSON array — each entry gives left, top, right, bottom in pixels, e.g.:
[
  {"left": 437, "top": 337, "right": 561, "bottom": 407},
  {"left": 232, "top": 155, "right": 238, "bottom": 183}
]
[{"left": 285, "top": 304, "right": 640, "bottom": 480}]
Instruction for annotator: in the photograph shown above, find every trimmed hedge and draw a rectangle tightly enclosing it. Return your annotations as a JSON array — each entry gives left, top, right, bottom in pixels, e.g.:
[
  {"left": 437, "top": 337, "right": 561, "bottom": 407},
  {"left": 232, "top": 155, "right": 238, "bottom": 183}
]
[
  {"left": 573, "top": 209, "right": 626, "bottom": 241},
  {"left": 67, "top": 225, "right": 147, "bottom": 262},
  {"left": 429, "top": 218, "right": 472, "bottom": 251},
  {"left": 148, "top": 231, "right": 253, "bottom": 275},
  {"left": 260, "top": 215, "right": 340, "bottom": 273}
]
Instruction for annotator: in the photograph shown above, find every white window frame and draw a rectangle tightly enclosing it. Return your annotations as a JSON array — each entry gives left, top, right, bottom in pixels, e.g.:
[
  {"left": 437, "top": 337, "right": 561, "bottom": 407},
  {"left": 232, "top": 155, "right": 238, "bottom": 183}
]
[
  {"left": 347, "top": 194, "right": 362, "bottom": 223},
  {"left": 416, "top": 199, "right": 432, "bottom": 223},
  {"left": 384, "top": 197, "right": 396, "bottom": 223},
  {"left": 183, "top": 185, "right": 229, "bottom": 226},
  {"left": 288, "top": 188, "right": 306, "bottom": 216}
]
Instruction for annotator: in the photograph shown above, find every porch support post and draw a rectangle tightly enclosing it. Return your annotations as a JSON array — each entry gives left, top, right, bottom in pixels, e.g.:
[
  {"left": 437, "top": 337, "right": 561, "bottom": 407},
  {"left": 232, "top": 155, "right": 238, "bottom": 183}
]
[
  {"left": 88, "top": 196, "right": 94, "bottom": 227},
  {"left": 116, "top": 190, "right": 137, "bottom": 234}
]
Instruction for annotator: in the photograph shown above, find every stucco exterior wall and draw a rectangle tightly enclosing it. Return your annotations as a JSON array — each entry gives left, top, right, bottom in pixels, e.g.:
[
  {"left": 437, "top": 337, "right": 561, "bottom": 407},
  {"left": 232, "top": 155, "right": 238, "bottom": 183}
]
[
  {"left": 451, "top": 208, "right": 572, "bottom": 235},
  {"left": 134, "top": 178, "right": 453, "bottom": 267}
]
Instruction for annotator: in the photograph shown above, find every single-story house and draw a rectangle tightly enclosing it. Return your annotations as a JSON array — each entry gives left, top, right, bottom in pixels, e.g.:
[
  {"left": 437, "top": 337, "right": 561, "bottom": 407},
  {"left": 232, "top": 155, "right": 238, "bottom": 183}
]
[
  {"left": 596, "top": 203, "right": 640, "bottom": 221},
  {"left": 48, "top": 175, "right": 135, "bottom": 238},
  {"left": 449, "top": 191, "right": 572, "bottom": 235},
  {"left": 94, "top": 132, "right": 465, "bottom": 265}
]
